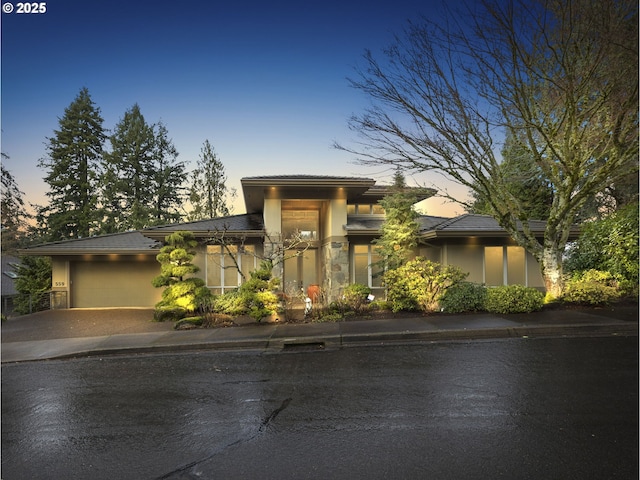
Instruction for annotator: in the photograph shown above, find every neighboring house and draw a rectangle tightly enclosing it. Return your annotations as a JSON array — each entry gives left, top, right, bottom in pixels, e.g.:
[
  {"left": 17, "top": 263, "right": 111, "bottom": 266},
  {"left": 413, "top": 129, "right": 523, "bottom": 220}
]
[
  {"left": 19, "top": 175, "right": 575, "bottom": 309},
  {"left": 1, "top": 254, "right": 20, "bottom": 315}
]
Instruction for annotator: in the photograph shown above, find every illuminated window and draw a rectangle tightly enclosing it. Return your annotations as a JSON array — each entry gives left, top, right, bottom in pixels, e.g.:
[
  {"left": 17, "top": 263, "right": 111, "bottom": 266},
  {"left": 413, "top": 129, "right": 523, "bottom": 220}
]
[
  {"left": 484, "top": 246, "right": 526, "bottom": 286},
  {"left": 371, "top": 204, "right": 385, "bottom": 215},
  {"left": 352, "top": 244, "right": 383, "bottom": 289},
  {"left": 282, "top": 210, "right": 319, "bottom": 241},
  {"left": 206, "top": 245, "right": 256, "bottom": 294},
  {"left": 348, "top": 204, "right": 385, "bottom": 215}
]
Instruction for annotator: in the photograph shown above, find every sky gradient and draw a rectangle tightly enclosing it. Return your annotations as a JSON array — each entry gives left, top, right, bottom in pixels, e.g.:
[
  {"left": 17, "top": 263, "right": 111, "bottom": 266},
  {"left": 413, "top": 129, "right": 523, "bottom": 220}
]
[{"left": 1, "top": 0, "right": 468, "bottom": 217}]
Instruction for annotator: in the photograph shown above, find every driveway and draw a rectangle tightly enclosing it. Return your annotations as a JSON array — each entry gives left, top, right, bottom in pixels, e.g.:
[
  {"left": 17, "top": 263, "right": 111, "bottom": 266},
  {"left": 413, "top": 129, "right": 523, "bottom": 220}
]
[{"left": 1, "top": 308, "right": 174, "bottom": 343}]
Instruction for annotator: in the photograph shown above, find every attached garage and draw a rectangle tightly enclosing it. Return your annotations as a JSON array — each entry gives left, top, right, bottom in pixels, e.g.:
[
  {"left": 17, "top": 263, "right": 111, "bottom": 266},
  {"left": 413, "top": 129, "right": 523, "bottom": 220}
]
[
  {"left": 20, "top": 231, "right": 163, "bottom": 309},
  {"left": 70, "top": 258, "right": 162, "bottom": 308}
]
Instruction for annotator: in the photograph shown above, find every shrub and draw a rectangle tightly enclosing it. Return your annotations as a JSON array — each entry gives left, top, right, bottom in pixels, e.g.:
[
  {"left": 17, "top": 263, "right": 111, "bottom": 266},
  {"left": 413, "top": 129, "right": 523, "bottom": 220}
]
[
  {"left": 153, "top": 307, "right": 187, "bottom": 322},
  {"left": 212, "top": 290, "right": 248, "bottom": 316},
  {"left": 439, "top": 282, "right": 487, "bottom": 313},
  {"left": 384, "top": 257, "right": 468, "bottom": 312},
  {"left": 340, "top": 283, "right": 372, "bottom": 315},
  {"left": 484, "top": 285, "right": 544, "bottom": 314},
  {"left": 562, "top": 269, "right": 623, "bottom": 305},
  {"left": 211, "top": 260, "right": 281, "bottom": 321},
  {"left": 174, "top": 316, "right": 204, "bottom": 330},
  {"left": 369, "top": 299, "right": 391, "bottom": 311}
]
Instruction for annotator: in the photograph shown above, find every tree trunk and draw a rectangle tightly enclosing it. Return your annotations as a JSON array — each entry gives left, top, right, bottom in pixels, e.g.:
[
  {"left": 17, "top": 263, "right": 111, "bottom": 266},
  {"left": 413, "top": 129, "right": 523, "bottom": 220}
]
[{"left": 541, "top": 245, "right": 564, "bottom": 299}]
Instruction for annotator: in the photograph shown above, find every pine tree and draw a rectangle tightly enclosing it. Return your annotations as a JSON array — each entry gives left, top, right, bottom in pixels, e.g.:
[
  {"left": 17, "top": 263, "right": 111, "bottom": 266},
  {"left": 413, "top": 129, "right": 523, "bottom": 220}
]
[
  {"left": 102, "top": 104, "right": 156, "bottom": 231},
  {"left": 150, "top": 122, "right": 187, "bottom": 226},
  {"left": 102, "top": 106, "right": 187, "bottom": 231},
  {"left": 373, "top": 172, "right": 421, "bottom": 271},
  {"left": 37, "top": 87, "right": 106, "bottom": 241},
  {"left": 187, "top": 140, "right": 235, "bottom": 221}
]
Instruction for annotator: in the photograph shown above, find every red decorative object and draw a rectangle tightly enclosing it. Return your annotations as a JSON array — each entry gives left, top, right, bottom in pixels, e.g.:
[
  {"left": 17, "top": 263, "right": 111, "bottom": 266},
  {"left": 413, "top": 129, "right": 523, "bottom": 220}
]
[{"left": 307, "top": 284, "right": 321, "bottom": 303}]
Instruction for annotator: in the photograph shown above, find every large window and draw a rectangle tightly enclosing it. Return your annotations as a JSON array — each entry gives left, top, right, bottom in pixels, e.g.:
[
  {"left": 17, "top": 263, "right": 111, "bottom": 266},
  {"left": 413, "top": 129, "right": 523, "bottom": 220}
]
[
  {"left": 206, "top": 245, "right": 256, "bottom": 294},
  {"left": 352, "top": 244, "right": 383, "bottom": 289},
  {"left": 484, "top": 246, "right": 526, "bottom": 286},
  {"left": 281, "top": 210, "right": 319, "bottom": 241}
]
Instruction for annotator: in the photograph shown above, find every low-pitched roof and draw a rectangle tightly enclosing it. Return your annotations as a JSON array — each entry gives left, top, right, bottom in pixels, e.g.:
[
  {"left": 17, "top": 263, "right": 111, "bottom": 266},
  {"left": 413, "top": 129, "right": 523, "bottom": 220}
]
[
  {"left": 19, "top": 231, "right": 161, "bottom": 256},
  {"left": 19, "top": 212, "right": 575, "bottom": 256},
  {"left": 142, "top": 214, "right": 265, "bottom": 240},
  {"left": 421, "top": 214, "right": 570, "bottom": 238},
  {"left": 345, "top": 215, "right": 450, "bottom": 235}
]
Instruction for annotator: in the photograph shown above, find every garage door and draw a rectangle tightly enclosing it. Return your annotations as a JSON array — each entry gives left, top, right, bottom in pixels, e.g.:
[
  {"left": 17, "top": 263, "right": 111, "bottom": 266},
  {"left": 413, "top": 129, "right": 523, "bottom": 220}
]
[{"left": 70, "top": 260, "right": 162, "bottom": 308}]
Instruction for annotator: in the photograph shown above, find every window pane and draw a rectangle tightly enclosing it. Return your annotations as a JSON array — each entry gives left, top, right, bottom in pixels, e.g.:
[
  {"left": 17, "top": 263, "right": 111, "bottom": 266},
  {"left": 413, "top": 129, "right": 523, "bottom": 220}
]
[
  {"left": 206, "top": 246, "right": 222, "bottom": 287},
  {"left": 371, "top": 253, "right": 383, "bottom": 287},
  {"left": 353, "top": 244, "right": 368, "bottom": 254},
  {"left": 223, "top": 253, "right": 238, "bottom": 287},
  {"left": 354, "top": 254, "right": 369, "bottom": 285},
  {"left": 507, "top": 246, "right": 525, "bottom": 285},
  {"left": 357, "top": 204, "right": 371, "bottom": 214},
  {"left": 372, "top": 204, "right": 385, "bottom": 215},
  {"left": 240, "top": 253, "right": 254, "bottom": 282},
  {"left": 485, "top": 247, "right": 503, "bottom": 286},
  {"left": 283, "top": 255, "right": 299, "bottom": 292},
  {"left": 347, "top": 204, "right": 356, "bottom": 215},
  {"left": 282, "top": 211, "right": 319, "bottom": 240}
]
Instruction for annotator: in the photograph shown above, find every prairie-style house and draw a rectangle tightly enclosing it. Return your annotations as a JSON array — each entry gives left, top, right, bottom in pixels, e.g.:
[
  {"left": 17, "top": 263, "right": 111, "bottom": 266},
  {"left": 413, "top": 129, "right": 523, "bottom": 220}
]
[{"left": 21, "top": 175, "right": 562, "bottom": 309}]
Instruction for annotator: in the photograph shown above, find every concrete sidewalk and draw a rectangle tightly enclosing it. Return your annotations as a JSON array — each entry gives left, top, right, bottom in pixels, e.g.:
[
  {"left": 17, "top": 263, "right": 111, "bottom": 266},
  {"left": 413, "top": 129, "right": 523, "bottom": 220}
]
[{"left": 1, "top": 306, "right": 637, "bottom": 363}]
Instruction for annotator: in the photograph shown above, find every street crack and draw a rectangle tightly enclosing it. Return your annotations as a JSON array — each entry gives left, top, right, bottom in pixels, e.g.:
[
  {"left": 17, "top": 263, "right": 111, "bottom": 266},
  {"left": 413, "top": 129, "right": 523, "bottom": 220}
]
[
  {"left": 259, "top": 397, "right": 292, "bottom": 432},
  {"left": 156, "top": 397, "right": 293, "bottom": 479}
]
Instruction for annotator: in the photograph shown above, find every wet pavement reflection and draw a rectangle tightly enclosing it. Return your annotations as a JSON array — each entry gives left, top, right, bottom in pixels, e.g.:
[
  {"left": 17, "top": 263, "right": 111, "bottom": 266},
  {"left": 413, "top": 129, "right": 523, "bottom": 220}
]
[{"left": 2, "top": 336, "right": 638, "bottom": 479}]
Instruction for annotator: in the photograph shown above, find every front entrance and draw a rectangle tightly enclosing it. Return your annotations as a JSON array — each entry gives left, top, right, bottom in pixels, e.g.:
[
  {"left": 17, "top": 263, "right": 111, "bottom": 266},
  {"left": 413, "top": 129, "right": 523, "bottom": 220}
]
[{"left": 283, "top": 249, "right": 318, "bottom": 300}]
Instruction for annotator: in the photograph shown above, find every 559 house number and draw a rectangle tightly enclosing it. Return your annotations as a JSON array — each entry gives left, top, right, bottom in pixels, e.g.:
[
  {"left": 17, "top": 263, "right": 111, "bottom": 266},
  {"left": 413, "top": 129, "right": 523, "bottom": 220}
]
[{"left": 54, "top": 281, "right": 66, "bottom": 287}]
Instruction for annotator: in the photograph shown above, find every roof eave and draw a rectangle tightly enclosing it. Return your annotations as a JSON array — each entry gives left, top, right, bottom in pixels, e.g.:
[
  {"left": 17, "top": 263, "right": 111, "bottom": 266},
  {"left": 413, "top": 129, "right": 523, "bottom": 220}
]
[
  {"left": 18, "top": 248, "right": 160, "bottom": 256},
  {"left": 142, "top": 230, "right": 266, "bottom": 241}
]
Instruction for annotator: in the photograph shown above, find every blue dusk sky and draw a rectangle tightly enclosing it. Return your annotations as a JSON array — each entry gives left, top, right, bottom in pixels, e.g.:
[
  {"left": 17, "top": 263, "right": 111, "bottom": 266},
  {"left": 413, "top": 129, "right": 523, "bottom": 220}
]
[{"left": 1, "top": 0, "right": 468, "bottom": 217}]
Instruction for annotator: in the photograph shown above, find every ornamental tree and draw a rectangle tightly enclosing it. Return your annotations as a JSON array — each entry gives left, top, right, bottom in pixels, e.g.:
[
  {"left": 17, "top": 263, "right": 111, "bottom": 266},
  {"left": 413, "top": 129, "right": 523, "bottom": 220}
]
[{"left": 152, "top": 231, "right": 210, "bottom": 314}]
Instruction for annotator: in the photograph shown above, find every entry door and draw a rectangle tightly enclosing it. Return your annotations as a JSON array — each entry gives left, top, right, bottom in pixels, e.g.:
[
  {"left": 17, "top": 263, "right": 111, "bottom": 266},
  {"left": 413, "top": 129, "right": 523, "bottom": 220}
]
[{"left": 283, "top": 249, "right": 317, "bottom": 297}]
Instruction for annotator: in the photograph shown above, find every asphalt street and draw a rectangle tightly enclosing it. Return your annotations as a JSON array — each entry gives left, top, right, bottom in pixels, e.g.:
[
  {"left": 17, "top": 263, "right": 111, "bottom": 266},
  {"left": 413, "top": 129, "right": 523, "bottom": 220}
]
[{"left": 2, "top": 337, "right": 638, "bottom": 480}]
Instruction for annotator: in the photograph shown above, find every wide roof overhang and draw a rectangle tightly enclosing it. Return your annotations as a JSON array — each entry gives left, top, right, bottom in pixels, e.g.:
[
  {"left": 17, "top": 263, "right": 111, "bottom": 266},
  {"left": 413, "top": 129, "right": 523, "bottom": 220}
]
[{"left": 241, "top": 176, "right": 377, "bottom": 214}]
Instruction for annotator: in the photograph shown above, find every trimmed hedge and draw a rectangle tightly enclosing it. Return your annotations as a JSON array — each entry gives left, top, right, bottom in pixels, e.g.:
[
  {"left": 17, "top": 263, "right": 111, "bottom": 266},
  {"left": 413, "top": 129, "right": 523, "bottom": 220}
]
[
  {"left": 439, "top": 282, "right": 487, "bottom": 313},
  {"left": 484, "top": 285, "right": 544, "bottom": 314}
]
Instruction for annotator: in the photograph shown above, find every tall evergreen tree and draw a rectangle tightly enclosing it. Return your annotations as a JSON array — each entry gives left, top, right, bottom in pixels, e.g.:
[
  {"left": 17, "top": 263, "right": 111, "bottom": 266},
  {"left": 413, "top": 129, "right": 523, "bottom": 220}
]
[
  {"left": 37, "top": 87, "right": 106, "bottom": 241},
  {"left": 187, "top": 140, "right": 235, "bottom": 221},
  {"left": 150, "top": 122, "right": 187, "bottom": 226},
  {"left": 102, "top": 104, "right": 157, "bottom": 231},
  {"left": 102, "top": 106, "right": 187, "bottom": 231},
  {"left": 373, "top": 171, "right": 421, "bottom": 271}
]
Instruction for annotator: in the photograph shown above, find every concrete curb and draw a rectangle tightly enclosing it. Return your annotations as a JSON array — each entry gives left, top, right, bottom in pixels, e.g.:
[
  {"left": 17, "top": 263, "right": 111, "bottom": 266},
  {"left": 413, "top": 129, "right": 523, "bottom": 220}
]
[{"left": 2, "top": 321, "right": 635, "bottom": 363}]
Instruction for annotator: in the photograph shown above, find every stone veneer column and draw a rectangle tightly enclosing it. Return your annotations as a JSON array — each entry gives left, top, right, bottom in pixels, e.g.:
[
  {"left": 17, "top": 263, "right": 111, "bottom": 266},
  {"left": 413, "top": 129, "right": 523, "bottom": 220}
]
[{"left": 322, "top": 240, "right": 349, "bottom": 302}]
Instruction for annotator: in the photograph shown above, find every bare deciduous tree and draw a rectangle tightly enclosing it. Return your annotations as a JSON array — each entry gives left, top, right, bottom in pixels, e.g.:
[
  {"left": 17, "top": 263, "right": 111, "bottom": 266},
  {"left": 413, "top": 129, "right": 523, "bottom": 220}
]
[{"left": 337, "top": 0, "right": 638, "bottom": 297}]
